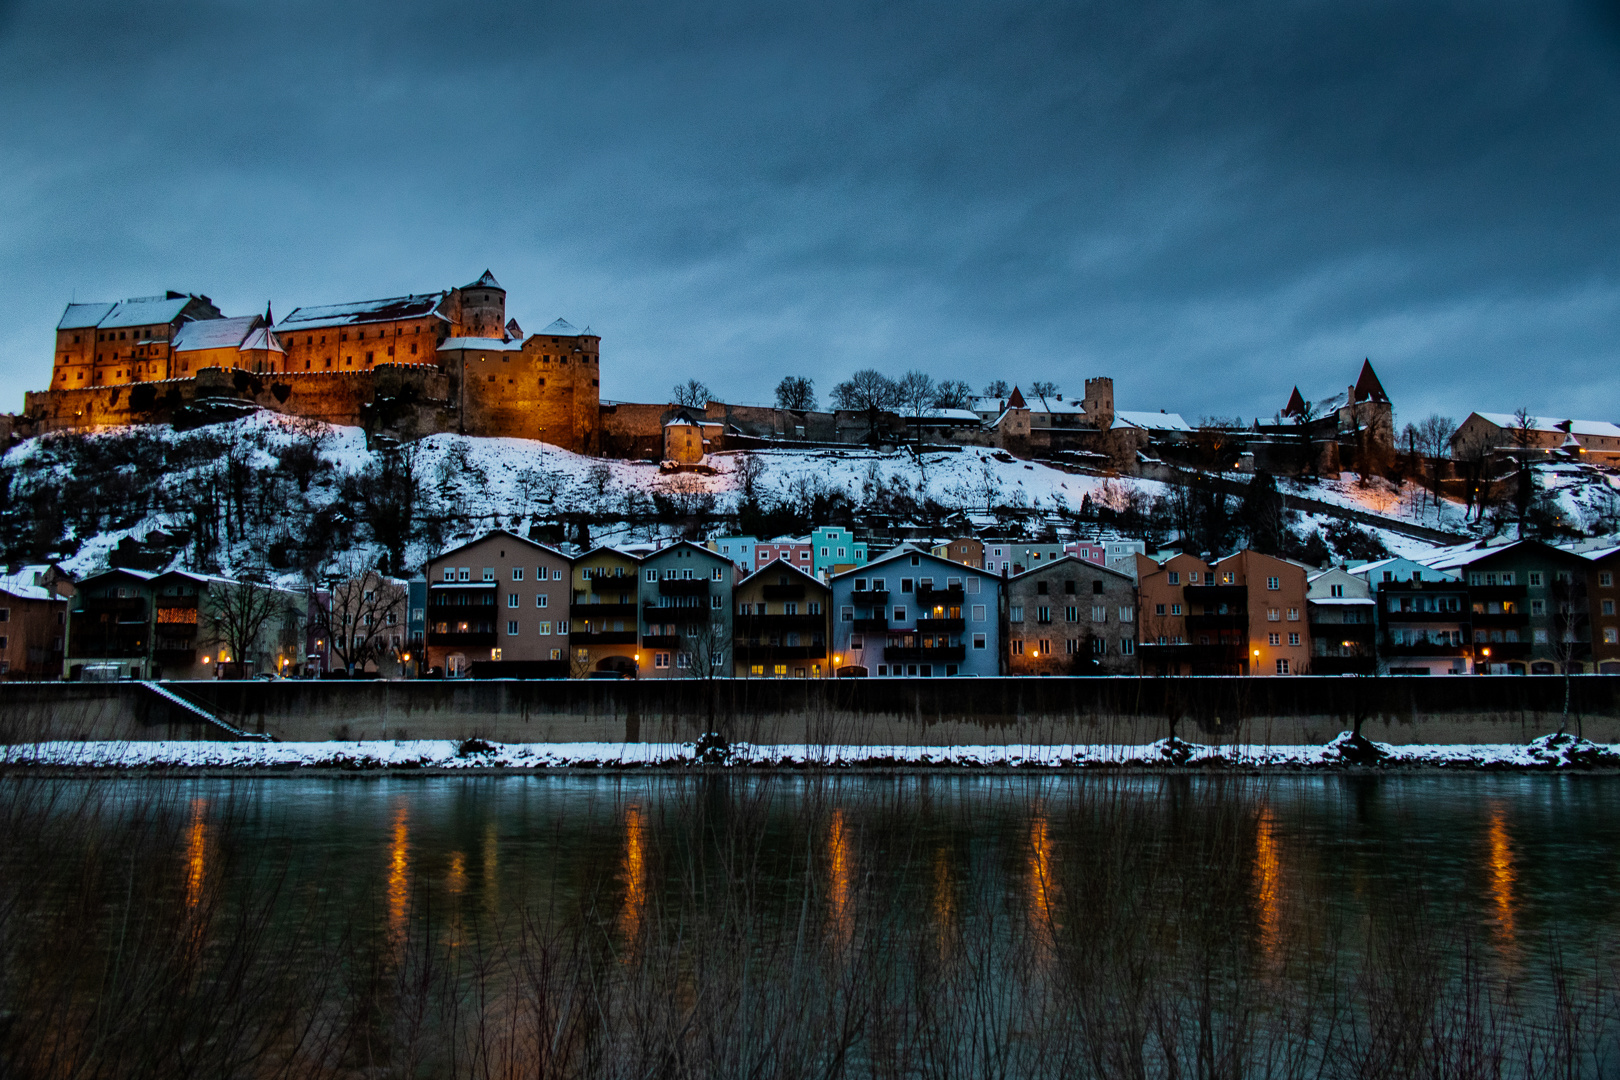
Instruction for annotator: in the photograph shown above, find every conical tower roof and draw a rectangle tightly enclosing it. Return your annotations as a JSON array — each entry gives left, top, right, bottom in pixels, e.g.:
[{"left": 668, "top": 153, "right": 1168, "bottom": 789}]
[
  {"left": 1283, "top": 386, "right": 1307, "bottom": 417},
  {"left": 1353, "top": 359, "right": 1389, "bottom": 403},
  {"left": 464, "top": 270, "right": 504, "bottom": 292}
]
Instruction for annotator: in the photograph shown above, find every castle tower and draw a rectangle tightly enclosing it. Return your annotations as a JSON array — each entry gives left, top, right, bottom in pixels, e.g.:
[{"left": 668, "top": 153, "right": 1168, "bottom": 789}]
[
  {"left": 1082, "top": 376, "right": 1115, "bottom": 430},
  {"left": 454, "top": 270, "right": 507, "bottom": 338}
]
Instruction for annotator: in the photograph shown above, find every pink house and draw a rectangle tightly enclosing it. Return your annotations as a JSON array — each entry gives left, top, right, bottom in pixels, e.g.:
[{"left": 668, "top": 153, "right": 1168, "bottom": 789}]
[{"left": 755, "top": 537, "right": 815, "bottom": 573}]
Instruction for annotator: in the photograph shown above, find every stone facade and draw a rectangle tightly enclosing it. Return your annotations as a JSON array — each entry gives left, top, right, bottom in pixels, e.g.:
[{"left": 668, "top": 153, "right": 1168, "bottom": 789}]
[
  {"left": 1004, "top": 556, "right": 1138, "bottom": 675},
  {"left": 24, "top": 272, "right": 603, "bottom": 452}
]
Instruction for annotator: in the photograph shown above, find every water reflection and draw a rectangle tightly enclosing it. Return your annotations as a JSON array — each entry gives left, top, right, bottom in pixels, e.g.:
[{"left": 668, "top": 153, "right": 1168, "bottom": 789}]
[
  {"left": 932, "top": 846, "right": 956, "bottom": 962},
  {"left": 184, "top": 797, "right": 208, "bottom": 911},
  {"left": 828, "top": 809, "right": 853, "bottom": 949},
  {"left": 1028, "top": 813, "right": 1055, "bottom": 957},
  {"left": 618, "top": 804, "right": 647, "bottom": 952},
  {"left": 1486, "top": 801, "right": 1519, "bottom": 964},
  {"left": 1255, "top": 806, "right": 1281, "bottom": 963},
  {"left": 482, "top": 821, "right": 498, "bottom": 918},
  {"left": 387, "top": 801, "right": 410, "bottom": 947}
]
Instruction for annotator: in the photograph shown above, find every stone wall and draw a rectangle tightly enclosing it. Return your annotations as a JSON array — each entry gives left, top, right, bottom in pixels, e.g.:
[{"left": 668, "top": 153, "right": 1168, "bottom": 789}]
[{"left": 4, "top": 675, "right": 1617, "bottom": 747}]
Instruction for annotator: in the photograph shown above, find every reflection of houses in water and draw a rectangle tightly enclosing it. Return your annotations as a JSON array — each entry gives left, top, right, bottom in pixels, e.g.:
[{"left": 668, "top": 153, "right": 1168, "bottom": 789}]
[
  {"left": 388, "top": 802, "right": 410, "bottom": 947},
  {"left": 185, "top": 797, "right": 209, "bottom": 912},
  {"left": 1254, "top": 807, "right": 1281, "bottom": 964},
  {"left": 1486, "top": 802, "right": 1518, "bottom": 963},
  {"left": 618, "top": 805, "right": 647, "bottom": 953},
  {"left": 932, "top": 847, "right": 956, "bottom": 963},
  {"left": 1028, "top": 814, "right": 1056, "bottom": 957},
  {"left": 828, "top": 811, "right": 853, "bottom": 950}
]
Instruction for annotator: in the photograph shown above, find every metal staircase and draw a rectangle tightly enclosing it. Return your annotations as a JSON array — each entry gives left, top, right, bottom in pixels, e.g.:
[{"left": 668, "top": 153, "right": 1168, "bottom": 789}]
[{"left": 140, "top": 682, "right": 273, "bottom": 741}]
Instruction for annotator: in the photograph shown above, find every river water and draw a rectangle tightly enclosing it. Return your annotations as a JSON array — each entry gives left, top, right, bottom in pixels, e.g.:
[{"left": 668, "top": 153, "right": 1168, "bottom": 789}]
[{"left": 5, "top": 773, "right": 1620, "bottom": 1077}]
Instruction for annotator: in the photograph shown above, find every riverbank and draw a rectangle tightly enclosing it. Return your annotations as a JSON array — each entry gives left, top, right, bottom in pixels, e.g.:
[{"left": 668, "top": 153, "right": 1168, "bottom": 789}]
[{"left": 5, "top": 731, "right": 1617, "bottom": 772}]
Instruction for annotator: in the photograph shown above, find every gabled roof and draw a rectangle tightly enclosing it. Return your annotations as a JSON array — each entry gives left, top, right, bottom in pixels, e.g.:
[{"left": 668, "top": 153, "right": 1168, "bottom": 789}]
[
  {"left": 1421, "top": 538, "right": 1587, "bottom": 571},
  {"left": 57, "top": 302, "right": 116, "bottom": 330},
  {"left": 0, "top": 565, "right": 62, "bottom": 601},
  {"left": 739, "top": 560, "right": 827, "bottom": 590},
  {"left": 1353, "top": 359, "right": 1389, "bottom": 403},
  {"left": 833, "top": 543, "right": 999, "bottom": 579},
  {"left": 279, "top": 293, "right": 448, "bottom": 331},
  {"left": 1469, "top": 413, "right": 1620, "bottom": 440},
  {"left": 1006, "top": 386, "right": 1028, "bottom": 409},
  {"left": 1113, "top": 410, "right": 1193, "bottom": 432},
  {"left": 640, "top": 539, "right": 731, "bottom": 563},
  {"left": 103, "top": 296, "right": 199, "bottom": 329},
  {"left": 429, "top": 528, "right": 569, "bottom": 564},
  {"left": 1283, "top": 387, "right": 1307, "bottom": 417},
  {"left": 172, "top": 315, "right": 262, "bottom": 353},
  {"left": 239, "top": 326, "right": 284, "bottom": 353},
  {"left": 464, "top": 270, "right": 503, "bottom": 291},
  {"left": 1007, "top": 554, "right": 1133, "bottom": 583},
  {"left": 538, "top": 318, "right": 585, "bottom": 337}
]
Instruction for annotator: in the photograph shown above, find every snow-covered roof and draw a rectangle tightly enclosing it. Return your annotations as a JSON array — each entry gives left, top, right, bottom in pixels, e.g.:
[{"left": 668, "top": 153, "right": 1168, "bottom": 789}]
[
  {"left": 1113, "top": 410, "right": 1193, "bottom": 432},
  {"left": 1421, "top": 540, "right": 1531, "bottom": 570},
  {"left": 1471, "top": 413, "right": 1620, "bottom": 440},
  {"left": 1308, "top": 597, "right": 1376, "bottom": 606},
  {"left": 739, "top": 559, "right": 825, "bottom": 589},
  {"left": 279, "top": 293, "right": 448, "bottom": 330},
  {"left": 99, "top": 296, "right": 195, "bottom": 329},
  {"left": 57, "top": 302, "right": 116, "bottom": 330},
  {"left": 439, "top": 336, "right": 523, "bottom": 352},
  {"left": 538, "top": 318, "right": 587, "bottom": 337},
  {"left": 909, "top": 407, "right": 983, "bottom": 423},
  {"left": 173, "top": 316, "right": 260, "bottom": 353},
  {"left": 463, "top": 270, "right": 503, "bottom": 291},
  {"left": 0, "top": 565, "right": 60, "bottom": 601},
  {"left": 239, "top": 326, "right": 283, "bottom": 353},
  {"left": 1007, "top": 554, "right": 1133, "bottom": 582}
]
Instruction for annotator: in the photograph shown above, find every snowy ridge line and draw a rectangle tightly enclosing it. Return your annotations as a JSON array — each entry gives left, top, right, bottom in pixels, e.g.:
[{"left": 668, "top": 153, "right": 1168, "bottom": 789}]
[{"left": 3, "top": 733, "right": 1616, "bottom": 770}]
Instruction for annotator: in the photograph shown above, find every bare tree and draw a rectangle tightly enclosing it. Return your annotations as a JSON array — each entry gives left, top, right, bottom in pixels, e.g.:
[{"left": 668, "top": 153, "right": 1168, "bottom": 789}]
[
  {"left": 774, "top": 376, "right": 816, "bottom": 411},
  {"left": 1191, "top": 419, "right": 1244, "bottom": 476},
  {"left": 1029, "top": 380, "right": 1059, "bottom": 404},
  {"left": 932, "top": 379, "right": 973, "bottom": 410},
  {"left": 733, "top": 454, "right": 768, "bottom": 507},
  {"left": 207, "top": 579, "right": 297, "bottom": 679},
  {"left": 310, "top": 567, "right": 408, "bottom": 676},
  {"left": 673, "top": 379, "right": 711, "bottom": 408},
  {"left": 895, "top": 371, "right": 937, "bottom": 416},
  {"left": 830, "top": 369, "right": 900, "bottom": 412},
  {"left": 1412, "top": 414, "right": 1457, "bottom": 513},
  {"left": 982, "top": 379, "right": 1009, "bottom": 399},
  {"left": 1511, "top": 408, "right": 1539, "bottom": 538},
  {"left": 1551, "top": 570, "right": 1590, "bottom": 728},
  {"left": 1454, "top": 427, "right": 1493, "bottom": 521}
]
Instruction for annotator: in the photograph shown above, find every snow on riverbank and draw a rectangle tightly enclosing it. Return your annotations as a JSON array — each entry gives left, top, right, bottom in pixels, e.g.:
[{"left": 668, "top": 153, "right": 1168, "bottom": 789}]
[{"left": 5, "top": 733, "right": 1616, "bottom": 770}]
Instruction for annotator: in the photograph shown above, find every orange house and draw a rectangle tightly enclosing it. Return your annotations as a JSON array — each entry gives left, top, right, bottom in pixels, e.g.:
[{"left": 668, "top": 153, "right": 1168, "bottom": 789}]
[{"left": 1136, "top": 549, "right": 1311, "bottom": 675}]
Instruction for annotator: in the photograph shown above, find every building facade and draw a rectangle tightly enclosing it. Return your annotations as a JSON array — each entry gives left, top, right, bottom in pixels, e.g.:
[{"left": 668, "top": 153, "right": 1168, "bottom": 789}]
[
  {"left": 1305, "top": 567, "right": 1377, "bottom": 675},
  {"left": 1136, "top": 551, "right": 1311, "bottom": 675},
  {"left": 811, "top": 526, "right": 867, "bottom": 577},
  {"left": 1003, "top": 557, "right": 1137, "bottom": 675},
  {"left": 0, "top": 566, "right": 71, "bottom": 679},
  {"left": 734, "top": 562, "right": 831, "bottom": 678},
  {"left": 831, "top": 547, "right": 1001, "bottom": 677},
  {"left": 424, "top": 532, "right": 573, "bottom": 677},
  {"left": 638, "top": 542, "right": 734, "bottom": 678},
  {"left": 570, "top": 547, "right": 642, "bottom": 677}
]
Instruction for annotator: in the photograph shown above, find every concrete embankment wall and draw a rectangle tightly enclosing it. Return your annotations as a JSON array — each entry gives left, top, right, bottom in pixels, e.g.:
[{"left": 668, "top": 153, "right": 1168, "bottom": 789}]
[{"left": 2, "top": 677, "right": 1618, "bottom": 747}]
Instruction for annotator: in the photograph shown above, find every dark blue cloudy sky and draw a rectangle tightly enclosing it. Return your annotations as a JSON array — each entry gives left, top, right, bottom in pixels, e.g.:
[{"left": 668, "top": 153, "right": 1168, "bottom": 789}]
[{"left": 2, "top": 0, "right": 1619, "bottom": 424}]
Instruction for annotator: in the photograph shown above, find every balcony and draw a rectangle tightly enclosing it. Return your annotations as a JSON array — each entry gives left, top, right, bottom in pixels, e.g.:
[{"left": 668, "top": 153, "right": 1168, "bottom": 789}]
[
  {"left": 1475, "top": 641, "right": 1532, "bottom": 660},
  {"left": 761, "top": 582, "right": 806, "bottom": 600},
  {"left": 426, "top": 630, "right": 497, "bottom": 647},
  {"left": 735, "top": 644, "right": 829, "bottom": 662},
  {"left": 1382, "top": 643, "right": 1470, "bottom": 657},
  {"left": 743, "top": 613, "right": 827, "bottom": 633},
  {"left": 152, "top": 646, "right": 197, "bottom": 665},
  {"left": 1472, "top": 611, "right": 1529, "bottom": 628},
  {"left": 571, "top": 602, "right": 638, "bottom": 618},
  {"left": 642, "top": 603, "right": 711, "bottom": 622},
  {"left": 569, "top": 630, "right": 638, "bottom": 645},
  {"left": 852, "top": 617, "right": 889, "bottom": 633},
  {"left": 641, "top": 634, "right": 681, "bottom": 648},
  {"left": 587, "top": 574, "right": 637, "bottom": 594},
  {"left": 428, "top": 602, "right": 495, "bottom": 619},
  {"left": 915, "top": 616, "right": 966, "bottom": 633},
  {"left": 1382, "top": 608, "right": 1466, "bottom": 622},
  {"left": 884, "top": 645, "right": 966, "bottom": 663},
  {"left": 915, "top": 584, "right": 965, "bottom": 606},
  {"left": 79, "top": 597, "right": 148, "bottom": 619},
  {"left": 658, "top": 578, "right": 711, "bottom": 597},
  {"left": 1186, "top": 613, "right": 1248, "bottom": 634},
  {"left": 69, "top": 637, "right": 147, "bottom": 659},
  {"left": 1185, "top": 584, "right": 1248, "bottom": 605},
  {"left": 850, "top": 588, "right": 889, "bottom": 603}
]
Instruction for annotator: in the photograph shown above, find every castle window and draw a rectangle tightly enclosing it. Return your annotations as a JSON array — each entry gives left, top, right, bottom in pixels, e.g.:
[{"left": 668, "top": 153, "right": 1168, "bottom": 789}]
[
  {"left": 410, "top": 343, "right": 417, "bottom": 355},
  {"left": 340, "top": 333, "right": 347, "bottom": 341},
  {"left": 387, "top": 346, "right": 394, "bottom": 356},
  {"left": 325, "top": 358, "right": 332, "bottom": 368},
  {"left": 305, "top": 360, "right": 311, "bottom": 369},
  {"left": 591, "top": 379, "right": 599, "bottom": 386},
  {"left": 538, "top": 378, "right": 545, "bottom": 386}
]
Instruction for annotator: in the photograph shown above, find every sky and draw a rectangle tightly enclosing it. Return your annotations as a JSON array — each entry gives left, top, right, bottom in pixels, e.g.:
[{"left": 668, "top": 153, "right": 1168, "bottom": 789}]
[{"left": 2, "top": 0, "right": 1619, "bottom": 425}]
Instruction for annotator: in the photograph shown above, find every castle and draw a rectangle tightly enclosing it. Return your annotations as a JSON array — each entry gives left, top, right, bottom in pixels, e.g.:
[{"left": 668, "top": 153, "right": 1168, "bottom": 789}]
[{"left": 25, "top": 272, "right": 602, "bottom": 451}]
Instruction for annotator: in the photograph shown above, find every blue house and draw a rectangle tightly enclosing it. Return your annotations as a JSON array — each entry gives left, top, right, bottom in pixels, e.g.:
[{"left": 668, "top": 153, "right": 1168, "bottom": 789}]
[
  {"left": 811, "top": 526, "right": 868, "bottom": 578},
  {"left": 830, "top": 545, "right": 1001, "bottom": 677}
]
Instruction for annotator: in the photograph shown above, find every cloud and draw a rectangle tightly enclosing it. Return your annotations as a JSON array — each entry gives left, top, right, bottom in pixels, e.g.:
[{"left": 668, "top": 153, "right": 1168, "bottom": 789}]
[{"left": 0, "top": 0, "right": 1618, "bottom": 424}]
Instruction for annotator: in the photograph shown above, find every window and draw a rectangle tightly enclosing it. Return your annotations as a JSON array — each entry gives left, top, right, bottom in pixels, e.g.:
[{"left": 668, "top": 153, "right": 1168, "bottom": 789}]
[
  {"left": 1268, "top": 632, "right": 1280, "bottom": 646},
  {"left": 712, "top": 595, "right": 723, "bottom": 609},
  {"left": 1155, "top": 604, "right": 1166, "bottom": 616},
  {"left": 1065, "top": 606, "right": 1078, "bottom": 622},
  {"left": 1534, "top": 628, "right": 1549, "bottom": 644},
  {"left": 1223, "top": 573, "right": 1235, "bottom": 584},
  {"left": 1090, "top": 605, "right": 1104, "bottom": 621},
  {"left": 1287, "top": 608, "right": 1299, "bottom": 621},
  {"left": 482, "top": 568, "right": 494, "bottom": 582},
  {"left": 1605, "top": 627, "right": 1617, "bottom": 644},
  {"left": 1531, "top": 599, "right": 1546, "bottom": 615},
  {"left": 1167, "top": 571, "right": 1179, "bottom": 585},
  {"left": 1604, "top": 600, "right": 1616, "bottom": 616},
  {"left": 1119, "top": 605, "right": 1134, "bottom": 621},
  {"left": 1267, "top": 576, "right": 1280, "bottom": 590},
  {"left": 537, "top": 595, "right": 548, "bottom": 608},
  {"left": 902, "top": 579, "right": 914, "bottom": 592},
  {"left": 458, "top": 568, "right": 471, "bottom": 582},
  {"left": 1170, "top": 604, "right": 1182, "bottom": 616},
  {"left": 972, "top": 633, "right": 986, "bottom": 649},
  {"left": 894, "top": 606, "right": 905, "bottom": 621},
  {"left": 838, "top": 547, "right": 846, "bottom": 557},
  {"left": 539, "top": 621, "right": 552, "bottom": 634},
  {"left": 507, "top": 621, "right": 519, "bottom": 635},
  {"left": 712, "top": 567, "right": 724, "bottom": 580},
  {"left": 841, "top": 606, "right": 854, "bottom": 622},
  {"left": 1037, "top": 606, "right": 1051, "bottom": 623},
  {"left": 1037, "top": 639, "right": 1051, "bottom": 655},
  {"left": 508, "top": 594, "right": 519, "bottom": 608},
  {"left": 1330, "top": 584, "right": 1344, "bottom": 598},
  {"left": 655, "top": 652, "right": 671, "bottom": 668},
  {"left": 1120, "top": 639, "right": 1135, "bottom": 655},
  {"left": 972, "top": 604, "right": 986, "bottom": 622},
  {"left": 1011, "top": 640, "right": 1024, "bottom": 655},
  {"left": 1092, "top": 580, "right": 1103, "bottom": 595},
  {"left": 1037, "top": 580, "right": 1049, "bottom": 595},
  {"left": 966, "top": 577, "right": 980, "bottom": 594},
  {"left": 513, "top": 568, "right": 524, "bottom": 580},
  {"left": 1602, "top": 573, "right": 1613, "bottom": 587},
  {"left": 1092, "top": 637, "right": 1106, "bottom": 655},
  {"left": 1275, "top": 659, "right": 1290, "bottom": 674},
  {"left": 443, "top": 568, "right": 455, "bottom": 582},
  {"left": 785, "top": 602, "right": 798, "bottom": 615},
  {"left": 1529, "top": 572, "right": 1544, "bottom": 586},
  {"left": 646, "top": 569, "right": 658, "bottom": 582},
  {"left": 1010, "top": 605, "right": 1024, "bottom": 622},
  {"left": 1288, "top": 632, "right": 1300, "bottom": 646}
]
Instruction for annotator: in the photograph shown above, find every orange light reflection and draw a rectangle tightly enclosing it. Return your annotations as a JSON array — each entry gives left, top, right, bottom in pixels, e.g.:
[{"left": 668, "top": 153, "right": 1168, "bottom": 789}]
[
  {"left": 1028, "top": 814, "right": 1056, "bottom": 957},
  {"left": 618, "top": 805, "right": 647, "bottom": 954},
  {"left": 184, "top": 798, "right": 209, "bottom": 911},
  {"left": 387, "top": 802, "right": 410, "bottom": 946},
  {"left": 1254, "top": 807, "right": 1281, "bottom": 963},
  {"left": 828, "top": 810, "right": 853, "bottom": 949},
  {"left": 1486, "top": 802, "right": 1518, "bottom": 961}
]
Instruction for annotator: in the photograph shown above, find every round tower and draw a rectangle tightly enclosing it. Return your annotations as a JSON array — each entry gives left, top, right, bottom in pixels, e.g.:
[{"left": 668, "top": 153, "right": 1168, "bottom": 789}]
[{"left": 456, "top": 270, "right": 507, "bottom": 339}]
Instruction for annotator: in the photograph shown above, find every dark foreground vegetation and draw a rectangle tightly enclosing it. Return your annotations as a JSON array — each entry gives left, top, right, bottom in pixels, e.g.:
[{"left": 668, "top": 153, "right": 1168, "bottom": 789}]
[{"left": 0, "top": 774, "right": 1615, "bottom": 1078}]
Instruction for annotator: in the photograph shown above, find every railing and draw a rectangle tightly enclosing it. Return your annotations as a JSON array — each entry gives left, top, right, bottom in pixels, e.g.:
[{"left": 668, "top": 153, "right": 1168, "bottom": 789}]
[
  {"left": 884, "top": 645, "right": 966, "bottom": 663},
  {"left": 426, "top": 630, "right": 497, "bottom": 646},
  {"left": 1382, "top": 609, "right": 1466, "bottom": 622},
  {"left": 641, "top": 634, "right": 681, "bottom": 648},
  {"left": 569, "top": 630, "right": 638, "bottom": 645},
  {"left": 587, "top": 574, "right": 636, "bottom": 594},
  {"left": 850, "top": 588, "right": 889, "bottom": 603},
  {"left": 571, "top": 602, "right": 638, "bottom": 618},
  {"left": 658, "top": 578, "right": 711, "bottom": 597},
  {"left": 741, "top": 613, "right": 827, "bottom": 632},
  {"left": 915, "top": 585, "right": 965, "bottom": 605},
  {"left": 852, "top": 617, "right": 889, "bottom": 632},
  {"left": 735, "top": 644, "right": 828, "bottom": 662},
  {"left": 915, "top": 617, "right": 966, "bottom": 633}
]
